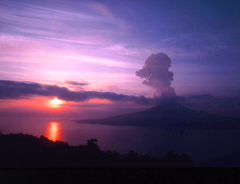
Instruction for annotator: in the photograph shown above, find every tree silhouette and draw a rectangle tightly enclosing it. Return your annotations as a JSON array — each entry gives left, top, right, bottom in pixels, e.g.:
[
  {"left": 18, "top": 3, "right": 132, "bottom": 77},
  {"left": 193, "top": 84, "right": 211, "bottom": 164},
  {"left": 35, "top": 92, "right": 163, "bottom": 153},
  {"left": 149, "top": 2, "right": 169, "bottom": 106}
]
[
  {"left": 87, "top": 138, "right": 98, "bottom": 146},
  {"left": 86, "top": 138, "right": 101, "bottom": 156},
  {"left": 0, "top": 133, "right": 197, "bottom": 167}
]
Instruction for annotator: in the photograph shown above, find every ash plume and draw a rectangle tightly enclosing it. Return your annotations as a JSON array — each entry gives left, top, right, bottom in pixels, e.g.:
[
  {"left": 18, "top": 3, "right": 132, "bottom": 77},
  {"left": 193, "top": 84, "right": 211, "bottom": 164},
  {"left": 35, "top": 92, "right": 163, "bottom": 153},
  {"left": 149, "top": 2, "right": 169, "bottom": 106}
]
[{"left": 136, "top": 53, "right": 176, "bottom": 97}]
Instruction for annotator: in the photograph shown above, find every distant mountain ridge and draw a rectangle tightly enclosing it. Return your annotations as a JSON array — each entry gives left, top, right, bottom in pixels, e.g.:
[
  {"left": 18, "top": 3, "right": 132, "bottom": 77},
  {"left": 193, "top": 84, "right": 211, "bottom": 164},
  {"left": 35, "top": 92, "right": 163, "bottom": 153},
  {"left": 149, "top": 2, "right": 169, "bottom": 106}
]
[{"left": 75, "top": 101, "right": 240, "bottom": 130}]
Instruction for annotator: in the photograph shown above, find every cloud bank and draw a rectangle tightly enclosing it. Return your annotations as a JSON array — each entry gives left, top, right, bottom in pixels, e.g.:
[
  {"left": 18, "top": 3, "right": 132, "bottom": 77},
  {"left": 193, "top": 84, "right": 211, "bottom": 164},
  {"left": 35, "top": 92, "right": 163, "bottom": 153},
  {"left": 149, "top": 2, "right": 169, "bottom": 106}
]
[
  {"left": 136, "top": 53, "right": 176, "bottom": 97},
  {"left": 0, "top": 80, "right": 157, "bottom": 105},
  {"left": 1, "top": 80, "right": 239, "bottom": 118}
]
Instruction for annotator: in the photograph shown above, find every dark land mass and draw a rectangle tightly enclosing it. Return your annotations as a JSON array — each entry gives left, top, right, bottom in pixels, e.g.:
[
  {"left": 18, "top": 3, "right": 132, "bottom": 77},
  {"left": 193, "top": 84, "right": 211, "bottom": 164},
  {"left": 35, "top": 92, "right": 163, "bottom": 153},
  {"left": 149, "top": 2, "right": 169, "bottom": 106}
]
[
  {"left": 75, "top": 101, "right": 240, "bottom": 130},
  {"left": 0, "top": 132, "right": 196, "bottom": 168}
]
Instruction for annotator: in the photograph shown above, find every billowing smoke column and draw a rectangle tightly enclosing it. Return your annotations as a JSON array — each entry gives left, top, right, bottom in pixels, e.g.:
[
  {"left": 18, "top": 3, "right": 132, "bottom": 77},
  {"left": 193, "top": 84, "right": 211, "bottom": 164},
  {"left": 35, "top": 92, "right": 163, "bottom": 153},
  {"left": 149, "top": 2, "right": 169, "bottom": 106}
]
[{"left": 136, "top": 53, "right": 176, "bottom": 97}]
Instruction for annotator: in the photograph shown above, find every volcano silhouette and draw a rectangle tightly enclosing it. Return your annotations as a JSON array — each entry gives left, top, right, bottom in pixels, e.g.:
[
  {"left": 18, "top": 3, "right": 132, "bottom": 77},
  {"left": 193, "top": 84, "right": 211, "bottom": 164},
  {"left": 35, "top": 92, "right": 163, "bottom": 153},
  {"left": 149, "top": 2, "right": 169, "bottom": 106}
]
[{"left": 75, "top": 101, "right": 240, "bottom": 130}]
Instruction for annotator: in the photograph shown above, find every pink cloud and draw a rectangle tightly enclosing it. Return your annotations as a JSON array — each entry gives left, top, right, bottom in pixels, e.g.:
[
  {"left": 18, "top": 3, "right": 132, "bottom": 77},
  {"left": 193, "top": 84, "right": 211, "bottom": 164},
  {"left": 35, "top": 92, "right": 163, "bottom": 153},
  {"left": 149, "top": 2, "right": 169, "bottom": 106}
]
[
  {"left": 128, "top": 8, "right": 136, "bottom": 17},
  {"left": 101, "top": 44, "right": 141, "bottom": 56},
  {"left": 0, "top": 34, "right": 38, "bottom": 53},
  {"left": 86, "top": 2, "right": 125, "bottom": 28},
  {"left": 47, "top": 34, "right": 112, "bottom": 46}
]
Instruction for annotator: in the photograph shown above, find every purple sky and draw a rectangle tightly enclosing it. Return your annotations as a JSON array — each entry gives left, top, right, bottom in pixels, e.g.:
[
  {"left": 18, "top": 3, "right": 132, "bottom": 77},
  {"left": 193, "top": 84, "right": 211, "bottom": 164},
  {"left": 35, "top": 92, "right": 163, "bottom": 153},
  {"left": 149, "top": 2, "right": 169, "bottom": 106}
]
[{"left": 0, "top": 0, "right": 239, "bottom": 117}]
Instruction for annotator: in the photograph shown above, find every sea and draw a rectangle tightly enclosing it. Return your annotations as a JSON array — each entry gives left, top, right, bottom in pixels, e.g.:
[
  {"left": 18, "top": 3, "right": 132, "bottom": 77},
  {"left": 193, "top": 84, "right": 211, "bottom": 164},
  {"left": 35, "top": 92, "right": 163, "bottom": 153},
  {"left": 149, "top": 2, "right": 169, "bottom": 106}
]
[{"left": 0, "top": 117, "right": 240, "bottom": 167}]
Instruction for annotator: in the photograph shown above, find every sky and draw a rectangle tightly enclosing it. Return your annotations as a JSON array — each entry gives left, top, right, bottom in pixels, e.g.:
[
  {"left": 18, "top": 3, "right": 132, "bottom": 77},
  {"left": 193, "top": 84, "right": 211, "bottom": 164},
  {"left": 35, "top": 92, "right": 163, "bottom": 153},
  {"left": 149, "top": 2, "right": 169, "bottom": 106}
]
[{"left": 0, "top": 0, "right": 240, "bottom": 117}]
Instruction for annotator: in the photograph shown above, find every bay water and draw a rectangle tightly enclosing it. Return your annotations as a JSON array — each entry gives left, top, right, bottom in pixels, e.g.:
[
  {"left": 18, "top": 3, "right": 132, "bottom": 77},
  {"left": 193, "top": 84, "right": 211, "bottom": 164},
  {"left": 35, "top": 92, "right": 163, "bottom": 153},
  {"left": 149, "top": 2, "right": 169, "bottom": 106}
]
[{"left": 0, "top": 117, "right": 239, "bottom": 167}]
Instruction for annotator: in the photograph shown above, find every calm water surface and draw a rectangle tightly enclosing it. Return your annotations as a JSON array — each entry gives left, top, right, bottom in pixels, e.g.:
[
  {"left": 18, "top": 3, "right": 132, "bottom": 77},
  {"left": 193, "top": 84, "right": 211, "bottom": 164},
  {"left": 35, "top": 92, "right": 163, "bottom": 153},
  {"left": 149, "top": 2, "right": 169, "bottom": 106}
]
[{"left": 0, "top": 117, "right": 240, "bottom": 166}]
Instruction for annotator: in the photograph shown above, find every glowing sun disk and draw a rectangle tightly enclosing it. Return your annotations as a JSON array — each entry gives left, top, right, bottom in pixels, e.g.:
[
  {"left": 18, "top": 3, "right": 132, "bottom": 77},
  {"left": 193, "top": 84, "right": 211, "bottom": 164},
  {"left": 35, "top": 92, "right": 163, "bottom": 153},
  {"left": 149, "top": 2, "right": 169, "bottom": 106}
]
[
  {"left": 48, "top": 97, "right": 64, "bottom": 108},
  {"left": 52, "top": 97, "right": 61, "bottom": 105}
]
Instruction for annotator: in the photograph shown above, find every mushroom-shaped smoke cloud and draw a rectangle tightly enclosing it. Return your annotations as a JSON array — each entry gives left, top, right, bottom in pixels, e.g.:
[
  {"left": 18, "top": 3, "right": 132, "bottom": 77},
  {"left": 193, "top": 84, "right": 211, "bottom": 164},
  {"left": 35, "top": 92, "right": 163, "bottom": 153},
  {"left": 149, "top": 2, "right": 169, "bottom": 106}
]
[{"left": 136, "top": 53, "right": 176, "bottom": 97}]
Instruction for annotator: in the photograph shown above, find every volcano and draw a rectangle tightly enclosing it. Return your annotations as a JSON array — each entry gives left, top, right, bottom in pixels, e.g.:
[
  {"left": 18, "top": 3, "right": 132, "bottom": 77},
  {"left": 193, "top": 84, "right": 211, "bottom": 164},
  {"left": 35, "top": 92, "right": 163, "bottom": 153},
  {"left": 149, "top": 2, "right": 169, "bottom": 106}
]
[{"left": 75, "top": 101, "right": 240, "bottom": 130}]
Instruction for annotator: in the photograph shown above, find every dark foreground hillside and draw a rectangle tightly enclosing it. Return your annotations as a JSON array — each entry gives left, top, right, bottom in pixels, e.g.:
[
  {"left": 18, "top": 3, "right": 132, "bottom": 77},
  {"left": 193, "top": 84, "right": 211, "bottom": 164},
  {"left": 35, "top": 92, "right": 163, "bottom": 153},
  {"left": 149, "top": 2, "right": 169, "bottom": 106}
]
[{"left": 0, "top": 132, "right": 196, "bottom": 168}]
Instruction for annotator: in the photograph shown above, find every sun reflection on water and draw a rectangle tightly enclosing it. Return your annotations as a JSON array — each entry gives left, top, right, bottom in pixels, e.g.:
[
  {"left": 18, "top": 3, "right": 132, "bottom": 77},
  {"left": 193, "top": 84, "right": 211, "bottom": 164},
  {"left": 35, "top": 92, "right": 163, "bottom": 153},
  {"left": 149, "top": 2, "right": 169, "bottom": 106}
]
[{"left": 46, "top": 122, "right": 61, "bottom": 141}]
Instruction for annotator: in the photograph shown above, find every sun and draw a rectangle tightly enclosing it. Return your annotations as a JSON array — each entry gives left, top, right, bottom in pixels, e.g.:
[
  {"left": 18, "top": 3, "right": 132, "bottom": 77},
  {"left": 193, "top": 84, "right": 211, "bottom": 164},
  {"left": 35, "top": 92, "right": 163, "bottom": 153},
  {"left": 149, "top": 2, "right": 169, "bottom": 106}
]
[
  {"left": 48, "top": 97, "right": 64, "bottom": 108},
  {"left": 52, "top": 97, "right": 62, "bottom": 105}
]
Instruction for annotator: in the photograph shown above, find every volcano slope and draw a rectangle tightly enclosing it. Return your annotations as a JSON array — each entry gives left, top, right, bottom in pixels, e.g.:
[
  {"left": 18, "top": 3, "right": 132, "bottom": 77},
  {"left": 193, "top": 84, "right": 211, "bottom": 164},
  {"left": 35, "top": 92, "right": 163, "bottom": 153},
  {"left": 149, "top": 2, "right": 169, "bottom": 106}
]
[{"left": 75, "top": 101, "right": 240, "bottom": 130}]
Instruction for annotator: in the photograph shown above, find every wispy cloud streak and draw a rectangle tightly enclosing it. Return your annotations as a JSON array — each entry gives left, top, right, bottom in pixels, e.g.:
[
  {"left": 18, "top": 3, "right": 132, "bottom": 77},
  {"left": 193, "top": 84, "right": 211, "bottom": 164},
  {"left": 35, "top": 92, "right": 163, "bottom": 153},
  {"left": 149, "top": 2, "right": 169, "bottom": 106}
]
[{"left": 64, "top": 81, "right": 89, "bottom": 86}]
